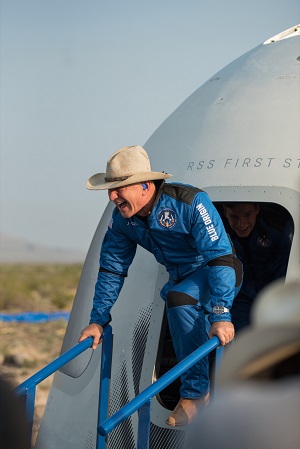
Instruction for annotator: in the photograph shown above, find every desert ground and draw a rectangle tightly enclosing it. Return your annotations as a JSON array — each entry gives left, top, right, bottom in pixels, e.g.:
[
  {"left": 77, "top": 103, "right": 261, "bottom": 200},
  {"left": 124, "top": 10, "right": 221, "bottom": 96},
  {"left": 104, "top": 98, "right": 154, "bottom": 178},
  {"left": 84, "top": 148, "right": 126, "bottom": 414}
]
[{"left": 0, "top": 263, "right": 82, "bottom": 447}]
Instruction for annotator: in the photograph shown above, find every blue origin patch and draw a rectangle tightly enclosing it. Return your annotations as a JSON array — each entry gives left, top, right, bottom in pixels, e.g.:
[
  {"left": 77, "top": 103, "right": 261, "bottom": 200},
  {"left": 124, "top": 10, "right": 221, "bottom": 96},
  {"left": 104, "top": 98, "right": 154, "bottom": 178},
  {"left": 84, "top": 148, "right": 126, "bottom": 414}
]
[
  {"left": 196, "top": 203, "right": 219, "bottom": 242},
  {"left": 108, "top": 217, "right": 113, "bottom": 229},
  {"left": 157, "top": 208, "right": 177, "bottom": 228}
]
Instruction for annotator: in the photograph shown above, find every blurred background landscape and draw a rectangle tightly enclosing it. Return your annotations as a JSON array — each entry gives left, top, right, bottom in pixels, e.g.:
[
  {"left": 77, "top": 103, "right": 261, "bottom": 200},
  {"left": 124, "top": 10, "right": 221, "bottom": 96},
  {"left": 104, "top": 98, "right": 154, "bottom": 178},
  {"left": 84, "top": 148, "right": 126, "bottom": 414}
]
[
  {"left": 0, "top": 259, "right": 84, "bottom": 444},
  {"left": 0, "top": 234, "right": 85, "bottom": 264}
]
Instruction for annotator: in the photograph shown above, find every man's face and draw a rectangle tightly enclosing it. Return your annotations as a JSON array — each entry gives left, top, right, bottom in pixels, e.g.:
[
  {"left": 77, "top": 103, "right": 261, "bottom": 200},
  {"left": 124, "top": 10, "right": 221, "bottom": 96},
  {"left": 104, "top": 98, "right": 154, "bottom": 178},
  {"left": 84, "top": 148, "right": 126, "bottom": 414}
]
[
  {"left": 108, "top": 183, "right": 146, "bottom": 218},
  {"left": 224, "top": 203, "right": 259, "bottom": 237}
]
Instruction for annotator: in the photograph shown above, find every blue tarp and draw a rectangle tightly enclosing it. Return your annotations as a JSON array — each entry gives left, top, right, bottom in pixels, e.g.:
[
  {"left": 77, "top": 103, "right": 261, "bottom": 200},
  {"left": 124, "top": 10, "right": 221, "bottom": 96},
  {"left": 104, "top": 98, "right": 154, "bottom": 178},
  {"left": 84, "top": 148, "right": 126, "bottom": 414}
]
[{"left": 0, "top": 312, "right": 70, "bottom": 323}]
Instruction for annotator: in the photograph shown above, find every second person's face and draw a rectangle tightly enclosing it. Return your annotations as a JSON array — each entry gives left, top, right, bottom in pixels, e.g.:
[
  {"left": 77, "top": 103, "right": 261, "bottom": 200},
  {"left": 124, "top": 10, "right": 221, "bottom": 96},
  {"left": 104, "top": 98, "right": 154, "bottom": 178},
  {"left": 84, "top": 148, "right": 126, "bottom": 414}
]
[{"left": 224, "top": 203, "right": 259, "bottom": 237}]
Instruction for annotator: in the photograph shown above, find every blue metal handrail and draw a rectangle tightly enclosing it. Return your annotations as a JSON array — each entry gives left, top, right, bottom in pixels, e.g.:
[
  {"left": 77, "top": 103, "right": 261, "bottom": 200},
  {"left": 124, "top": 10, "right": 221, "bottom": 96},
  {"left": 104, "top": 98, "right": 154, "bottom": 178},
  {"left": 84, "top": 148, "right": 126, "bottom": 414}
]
[
  {"left": 15, "top": 335, "right": 94, "bottom": 443},
  {"left": 98, "top": 336, "right": 222, "bottom": 449},
  {"left": 15, "top": 336, "right": 93, "bottom": 397},
  {"left": 15, "top": 326, "right": 222, "bottom": 449}
]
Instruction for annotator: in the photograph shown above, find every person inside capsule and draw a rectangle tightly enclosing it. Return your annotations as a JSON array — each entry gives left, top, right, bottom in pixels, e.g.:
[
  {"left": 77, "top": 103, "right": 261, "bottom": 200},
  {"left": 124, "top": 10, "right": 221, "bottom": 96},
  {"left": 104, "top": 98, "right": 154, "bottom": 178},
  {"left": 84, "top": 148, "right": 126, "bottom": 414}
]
[
  {"left": 79, "top": 145, "right": 243, "bottom": 426},
  {"left": 222, "top": 202, "right": 293, "bottom": 333}
]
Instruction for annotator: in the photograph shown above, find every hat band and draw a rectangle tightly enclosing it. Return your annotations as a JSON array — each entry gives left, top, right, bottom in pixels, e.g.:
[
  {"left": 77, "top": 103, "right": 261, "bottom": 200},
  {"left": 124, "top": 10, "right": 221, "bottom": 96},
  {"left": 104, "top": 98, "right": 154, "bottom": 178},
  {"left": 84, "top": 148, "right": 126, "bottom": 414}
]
[{"left": 105, "top": 175, "right": 130, "bottom": 182}]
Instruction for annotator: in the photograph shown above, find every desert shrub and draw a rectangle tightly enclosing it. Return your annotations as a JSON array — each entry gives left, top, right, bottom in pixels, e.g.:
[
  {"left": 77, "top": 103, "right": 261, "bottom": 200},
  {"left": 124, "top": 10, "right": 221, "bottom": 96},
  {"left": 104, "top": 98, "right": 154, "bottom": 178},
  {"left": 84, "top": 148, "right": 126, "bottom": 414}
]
[{"left": 0, "top": 264, "right": 82, "bottom": 311}]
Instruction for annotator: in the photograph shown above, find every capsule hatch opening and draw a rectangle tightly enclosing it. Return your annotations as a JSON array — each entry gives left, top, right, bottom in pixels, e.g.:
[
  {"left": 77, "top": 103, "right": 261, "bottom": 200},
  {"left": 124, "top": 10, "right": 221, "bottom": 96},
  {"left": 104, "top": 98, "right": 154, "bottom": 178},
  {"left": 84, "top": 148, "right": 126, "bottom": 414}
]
[{"left": 153, "top": 200, "right": 294, "bottom": 410}]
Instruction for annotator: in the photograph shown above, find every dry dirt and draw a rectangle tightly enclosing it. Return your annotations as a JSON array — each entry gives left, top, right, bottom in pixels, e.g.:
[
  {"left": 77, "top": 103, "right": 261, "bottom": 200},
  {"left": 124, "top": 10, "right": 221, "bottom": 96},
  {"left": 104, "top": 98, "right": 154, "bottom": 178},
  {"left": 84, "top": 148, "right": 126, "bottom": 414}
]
[{"left": 0, "top": 319, "right": 68, "bottom": 447}]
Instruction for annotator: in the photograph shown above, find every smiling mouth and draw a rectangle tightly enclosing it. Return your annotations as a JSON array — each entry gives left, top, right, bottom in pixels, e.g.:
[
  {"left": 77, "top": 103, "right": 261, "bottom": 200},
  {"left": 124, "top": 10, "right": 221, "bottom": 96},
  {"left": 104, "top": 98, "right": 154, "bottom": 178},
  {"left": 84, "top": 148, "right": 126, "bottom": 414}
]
[
  {"left": 236, "top": 228, "right": 249, "bottom": 234},
  {"left": 117, "top": 201, "right": 127, "bottom": 210}
]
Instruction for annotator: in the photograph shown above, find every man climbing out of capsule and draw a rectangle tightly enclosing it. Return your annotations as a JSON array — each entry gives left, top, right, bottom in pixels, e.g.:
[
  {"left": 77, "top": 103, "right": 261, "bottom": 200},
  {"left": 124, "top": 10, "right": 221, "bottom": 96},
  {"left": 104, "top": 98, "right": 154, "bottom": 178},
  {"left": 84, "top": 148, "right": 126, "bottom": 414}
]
[
  {"left": 79, "top": 145, "right": 243, "bottom": 426},
  {"left": 222, "top": 202, "right": 293, "bottom": 333}
]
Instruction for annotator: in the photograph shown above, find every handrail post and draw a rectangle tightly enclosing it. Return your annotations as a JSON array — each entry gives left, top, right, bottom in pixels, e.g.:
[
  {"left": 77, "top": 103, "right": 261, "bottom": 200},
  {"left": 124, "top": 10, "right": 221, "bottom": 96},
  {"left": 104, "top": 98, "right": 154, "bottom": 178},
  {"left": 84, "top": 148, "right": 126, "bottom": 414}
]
[
  {"left": 213, "top": 345, "right": 224, "bottom": 399},
  {"left": 24, "top": 384, "right": 36, "bottom": 444},
  {"left": 97, "top": 326, "right": 113, "bottom": 449},
  {"left": 137, "top": 400, "right": 151, "bottom": 449}
]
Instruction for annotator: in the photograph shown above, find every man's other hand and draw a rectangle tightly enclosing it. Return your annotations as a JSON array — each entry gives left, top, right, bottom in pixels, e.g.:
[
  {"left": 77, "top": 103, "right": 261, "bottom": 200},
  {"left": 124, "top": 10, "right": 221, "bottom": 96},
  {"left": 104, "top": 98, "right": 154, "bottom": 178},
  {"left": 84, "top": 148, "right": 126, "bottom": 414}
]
[{"left": 209, "top": 321, "right": 235, "bottom": 346}]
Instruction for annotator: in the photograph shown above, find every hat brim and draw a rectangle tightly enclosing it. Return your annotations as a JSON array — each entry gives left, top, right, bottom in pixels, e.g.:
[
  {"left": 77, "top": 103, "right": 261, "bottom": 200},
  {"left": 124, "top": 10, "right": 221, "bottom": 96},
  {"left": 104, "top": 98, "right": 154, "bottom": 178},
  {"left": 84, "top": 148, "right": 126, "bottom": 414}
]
[
  {"left": 86, "top": 171, "right": 172, "bottom": 190},
  {"left": 218, "top": 326, "right": 300, "bottom": 385}
]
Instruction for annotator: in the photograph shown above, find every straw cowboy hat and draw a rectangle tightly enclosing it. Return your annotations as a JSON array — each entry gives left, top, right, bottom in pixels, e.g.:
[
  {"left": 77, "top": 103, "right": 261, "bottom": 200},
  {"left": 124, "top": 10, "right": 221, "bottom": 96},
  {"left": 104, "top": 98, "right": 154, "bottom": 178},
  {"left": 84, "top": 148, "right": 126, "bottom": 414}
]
[
  {"left": 86, "top": 145, "right": 172, "bottom": 190},
  {"left": 217, "top": 278, "right": 300, "bottom": 385}
]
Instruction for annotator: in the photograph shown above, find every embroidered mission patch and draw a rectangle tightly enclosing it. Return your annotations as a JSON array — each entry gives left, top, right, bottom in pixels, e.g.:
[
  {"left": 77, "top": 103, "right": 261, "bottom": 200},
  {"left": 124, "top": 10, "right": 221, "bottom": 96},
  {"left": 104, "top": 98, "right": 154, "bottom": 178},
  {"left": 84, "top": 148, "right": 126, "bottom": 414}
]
[
  {"left": 157, "top": 208, "right": 177, "bottom": 228},
  {"left": 257, "top": 235, "right": 271, "bottom": 247}
]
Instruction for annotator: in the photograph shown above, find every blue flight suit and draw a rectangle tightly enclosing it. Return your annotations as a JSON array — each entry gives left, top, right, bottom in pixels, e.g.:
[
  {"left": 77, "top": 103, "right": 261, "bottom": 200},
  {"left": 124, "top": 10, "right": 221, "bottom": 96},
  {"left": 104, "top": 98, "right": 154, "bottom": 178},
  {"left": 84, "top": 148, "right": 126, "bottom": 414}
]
[{"left": 90, "top": 182, "right": 242, "bottom": 398}]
